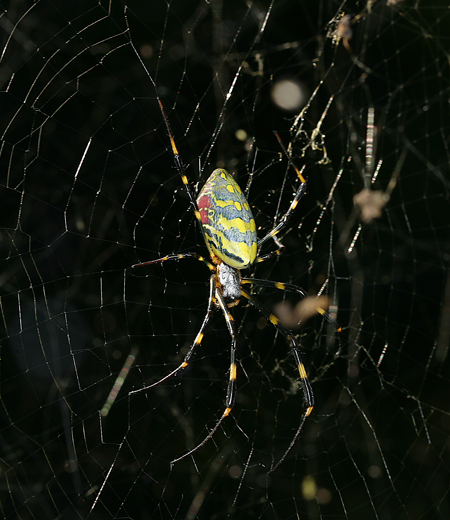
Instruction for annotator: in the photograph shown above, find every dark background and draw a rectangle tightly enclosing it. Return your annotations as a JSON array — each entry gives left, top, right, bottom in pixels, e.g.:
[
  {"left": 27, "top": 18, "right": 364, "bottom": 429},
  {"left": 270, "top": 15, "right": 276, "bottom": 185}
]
[{"left": 1, "top": 1, "right": 449, "bottom": 519}]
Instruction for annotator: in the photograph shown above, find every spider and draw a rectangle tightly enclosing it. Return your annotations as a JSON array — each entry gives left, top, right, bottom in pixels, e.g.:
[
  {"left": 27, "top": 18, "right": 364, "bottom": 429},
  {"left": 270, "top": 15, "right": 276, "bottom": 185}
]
[{"left": 130, "top": 100, "right": 341, "bottom": 472}]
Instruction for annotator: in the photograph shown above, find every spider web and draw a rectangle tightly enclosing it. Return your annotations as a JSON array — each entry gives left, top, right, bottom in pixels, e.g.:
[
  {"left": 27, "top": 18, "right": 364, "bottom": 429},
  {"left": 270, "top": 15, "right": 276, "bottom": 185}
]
[{"left": 1, "top": 0, "right": 449, "bottom": 518}]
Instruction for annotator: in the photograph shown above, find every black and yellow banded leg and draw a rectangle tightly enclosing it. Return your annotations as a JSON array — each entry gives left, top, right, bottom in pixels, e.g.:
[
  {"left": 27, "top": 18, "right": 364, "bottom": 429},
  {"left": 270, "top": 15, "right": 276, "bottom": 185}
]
[
  {"left": 240, "top": 288, "right": 314, "bottom": 472},
  {"left": 257, "top": 182, "right": 307, "bottom": 251},
  {"left": 257, "top": 157, "right": 307, "bottom": 251},
  {"left": 214, "top": 288, "right": 238, "bottom": 415},
  {"left": 129, "top": 274, "right": 217, "bottom": 396},
  {"left": 254, "top": 247, "right": 284, "bottom": 265},
  {"left": 132, "top": 252, "right": 215, "bottom": 272},
  {"left": 171, "top": 286, "right": 238, "bottom": 467},
  {"left": 241, "top": 278, "right": 342, "bottom": 336},
  {"left": 157, "top": 99, "right": 205, "bottom": 231},
  {"left": 240, "top": 288, "right": 314, "bottom": 409}
]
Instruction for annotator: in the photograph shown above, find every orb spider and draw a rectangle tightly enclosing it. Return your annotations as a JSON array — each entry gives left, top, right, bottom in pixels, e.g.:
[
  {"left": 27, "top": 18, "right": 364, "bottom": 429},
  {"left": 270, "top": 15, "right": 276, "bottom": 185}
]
[{"left": 131, "top": 100, "right": 341, "bottom": 472}]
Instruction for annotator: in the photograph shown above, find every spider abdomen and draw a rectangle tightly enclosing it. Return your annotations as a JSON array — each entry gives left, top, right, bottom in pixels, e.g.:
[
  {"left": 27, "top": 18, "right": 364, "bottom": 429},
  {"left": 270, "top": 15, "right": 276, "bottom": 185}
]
[{"left": 197, "top": 168, "right": 257, "bottom": 269}]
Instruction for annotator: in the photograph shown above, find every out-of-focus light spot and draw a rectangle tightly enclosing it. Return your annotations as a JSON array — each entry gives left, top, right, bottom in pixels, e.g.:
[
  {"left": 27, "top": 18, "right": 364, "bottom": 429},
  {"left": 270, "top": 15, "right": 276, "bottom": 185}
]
[
  {"left": 235, "top": 128, "right": 248, "bottom": 141},
  {"left": 368, "top": 465, "right": 382, "bottom": 478},
  {"left": 271, "top": 79, "right": 307, "bottom": 111},
  {"left": 301, "top": 475, "right": 317, "bottom": 500},
  {"left": 316, "top": 487, "right": 332, "bottom": 504},
  {"left": 140, "top": 43, "right": 153, "bottom": 59},
  {"left": 228, "top": 465, "right": 243, "bottom": 478}
]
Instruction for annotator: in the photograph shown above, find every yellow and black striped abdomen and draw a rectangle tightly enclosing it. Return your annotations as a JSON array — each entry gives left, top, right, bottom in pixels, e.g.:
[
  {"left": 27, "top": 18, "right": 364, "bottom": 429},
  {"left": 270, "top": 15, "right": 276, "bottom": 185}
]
[{"left": 197, "top": 169, "right": 257, "bottom": 269}]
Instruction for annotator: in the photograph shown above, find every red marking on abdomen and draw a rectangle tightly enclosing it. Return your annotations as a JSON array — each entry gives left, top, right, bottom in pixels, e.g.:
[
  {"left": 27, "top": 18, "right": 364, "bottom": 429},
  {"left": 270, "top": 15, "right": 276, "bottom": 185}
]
[{"left": 197, "top": 193, "right": 212, "bottom": 225}]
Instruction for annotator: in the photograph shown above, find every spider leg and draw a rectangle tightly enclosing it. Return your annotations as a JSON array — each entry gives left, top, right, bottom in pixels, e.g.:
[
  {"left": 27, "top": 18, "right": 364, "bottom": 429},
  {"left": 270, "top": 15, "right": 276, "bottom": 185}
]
[
  {"left": 257, "top": 132, "right": 307, "bottom": 249},
  {"left": 132, "top": 252, "right": 215, "bottom": 272},
  {"left": 240, "top": 288, "right": 314, "bottom": 473},
  {"left": 157, "top": 100, "right": 206, "bottom": 233},
  {"left": 129, "top": 273, "right": 217, "bottom": 396},
  {"left": 171, "top": 286, "right": 238, "bottom": 467},
  {"left": 257, "top": 179, "right": 307, "bottom": 251},
  {"left": 241, "top": 278, "right": 342, "bottom": 335}
]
